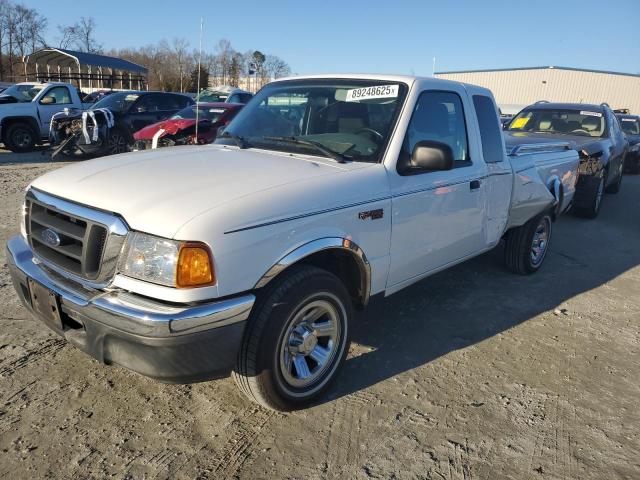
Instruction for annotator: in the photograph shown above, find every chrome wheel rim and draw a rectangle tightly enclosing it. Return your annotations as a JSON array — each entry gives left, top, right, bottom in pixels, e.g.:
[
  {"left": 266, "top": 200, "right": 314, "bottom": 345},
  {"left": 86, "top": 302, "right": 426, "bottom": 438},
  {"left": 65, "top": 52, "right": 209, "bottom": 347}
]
[
  {"left": 279, "top": 298, "right": 342, "bottom": 389},
  {"left": 531, "top": 216, "right": 551, "bottom": 266},
  {"left": 595, "top": 176, "right": 604, "bottom": 211},
  {"left": 108, "top": 133, "right": 127, "bottom": 154}
]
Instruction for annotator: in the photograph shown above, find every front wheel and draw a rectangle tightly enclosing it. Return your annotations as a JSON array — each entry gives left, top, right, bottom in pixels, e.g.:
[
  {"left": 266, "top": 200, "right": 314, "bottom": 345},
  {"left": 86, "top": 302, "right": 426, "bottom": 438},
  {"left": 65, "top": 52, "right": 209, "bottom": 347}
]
[
  {"left": 106, "top": 129, "right": 130, "bottom": 155},
  {"left": 233, "top": 265, "right": 352, "bottom": 411},
  {"left": 5, "top": 123, "right": 37, "bottom": 152},
  {"left": 504, "top": 212, "right": 553, "bottom": 275},
  {"left": 573, "top": 174, "right": 605, "bottom": 219},
  {"left": 605, "top": 167, "right": 622, "bottom": 194}
]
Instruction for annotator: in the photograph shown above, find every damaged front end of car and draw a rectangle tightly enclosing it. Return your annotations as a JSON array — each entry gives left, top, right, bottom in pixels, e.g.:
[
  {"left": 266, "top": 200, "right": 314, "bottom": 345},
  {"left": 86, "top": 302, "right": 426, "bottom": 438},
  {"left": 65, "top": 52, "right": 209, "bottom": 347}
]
[{"left": 49, "top": 108, "right": 115, "bottom": 158}]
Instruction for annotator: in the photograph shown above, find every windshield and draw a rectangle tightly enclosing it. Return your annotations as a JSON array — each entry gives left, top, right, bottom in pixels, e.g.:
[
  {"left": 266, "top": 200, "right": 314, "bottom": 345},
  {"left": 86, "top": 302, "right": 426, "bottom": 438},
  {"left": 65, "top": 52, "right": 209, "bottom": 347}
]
[
  {"left": 508, "top": 108, "right": 606, "bottom": 137},
  {"left": 215, "top": 79, "right": 408, "bottom": 162},
  {"left": 171, "top": 105, "right": 228, "bottom": 122},
  {"left": 197, "top": 90, "right": 230, "bottom": 103},
  {"left": 618, "top": 117, "right": 640, "bottom": 135},
  {"left": 91, "top": 92, "right": 141, "bottom": 113},
  {"left": 1, "top": 84, "right": 44, "bottom": 102}
]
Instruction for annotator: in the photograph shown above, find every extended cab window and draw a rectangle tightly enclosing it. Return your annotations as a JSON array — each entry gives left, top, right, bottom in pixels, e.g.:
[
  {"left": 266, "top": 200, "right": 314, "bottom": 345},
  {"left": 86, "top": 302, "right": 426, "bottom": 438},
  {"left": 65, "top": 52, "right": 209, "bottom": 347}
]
[
  {"left": 41, "top": 86, "right": 72, "bottom": 105},
  {"left": 473, "top": 95, "right": 504, "bottom": 163},
  {"left": 401, "top": 91, "right": 469, "bottom": 169}
]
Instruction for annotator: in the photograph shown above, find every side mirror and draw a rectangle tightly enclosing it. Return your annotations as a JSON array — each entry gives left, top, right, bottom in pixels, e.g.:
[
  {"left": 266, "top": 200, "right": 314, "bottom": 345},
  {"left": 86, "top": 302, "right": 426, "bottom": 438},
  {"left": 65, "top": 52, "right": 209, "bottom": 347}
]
[
  {"left": 410, "top": 140, "right": 454, "bottom": 171},
  {"left": 40, "top": 96, "right": 55, "bottom": 105}
]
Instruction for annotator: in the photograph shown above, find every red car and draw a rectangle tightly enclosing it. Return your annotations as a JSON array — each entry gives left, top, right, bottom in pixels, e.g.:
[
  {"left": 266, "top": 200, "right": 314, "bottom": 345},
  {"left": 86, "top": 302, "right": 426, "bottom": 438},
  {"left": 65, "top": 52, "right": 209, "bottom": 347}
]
[{"left": 133, "top": 102, "right": 243, "bottom": 150}]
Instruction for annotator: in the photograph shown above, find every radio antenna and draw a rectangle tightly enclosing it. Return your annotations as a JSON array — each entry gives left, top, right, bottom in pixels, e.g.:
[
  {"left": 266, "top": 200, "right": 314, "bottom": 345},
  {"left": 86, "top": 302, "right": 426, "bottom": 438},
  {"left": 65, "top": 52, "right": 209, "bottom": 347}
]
[{"left": 194, "top": 17, "right": 204, "bottom": 144}]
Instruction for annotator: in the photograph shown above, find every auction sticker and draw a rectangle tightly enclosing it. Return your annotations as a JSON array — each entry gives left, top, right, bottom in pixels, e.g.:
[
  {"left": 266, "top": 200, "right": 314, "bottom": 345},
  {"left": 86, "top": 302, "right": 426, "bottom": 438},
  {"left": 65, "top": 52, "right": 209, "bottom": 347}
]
[
  {"left": 580, "top": 111, "right": 602, "bottom": 117},
  {"left": 346, "top": 84, "right": 399, "bottom": 102}
]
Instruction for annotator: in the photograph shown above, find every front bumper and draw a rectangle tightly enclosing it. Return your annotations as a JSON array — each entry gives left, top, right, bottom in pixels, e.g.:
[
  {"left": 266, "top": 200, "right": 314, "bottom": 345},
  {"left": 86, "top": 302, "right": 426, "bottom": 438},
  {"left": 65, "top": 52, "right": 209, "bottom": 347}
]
[{"left": 6, "top": 235, "right": 255, "bottom": 383}]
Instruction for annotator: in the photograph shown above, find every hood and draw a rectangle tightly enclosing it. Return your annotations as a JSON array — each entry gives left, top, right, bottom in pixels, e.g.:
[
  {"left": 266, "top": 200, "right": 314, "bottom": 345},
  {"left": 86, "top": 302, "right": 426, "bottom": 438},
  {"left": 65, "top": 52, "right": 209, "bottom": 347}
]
[
  {"left": 134, "top": 118, "right": 197, "bottom": 140},
  {"left": 504, "top": 131, "right": 606, "bottom": 154},
  {"left": 0, "top": 95, "right": 19, "bottom": 104},
  {"left": 30, "top": 145, "right": 363, "bottom": 239}
]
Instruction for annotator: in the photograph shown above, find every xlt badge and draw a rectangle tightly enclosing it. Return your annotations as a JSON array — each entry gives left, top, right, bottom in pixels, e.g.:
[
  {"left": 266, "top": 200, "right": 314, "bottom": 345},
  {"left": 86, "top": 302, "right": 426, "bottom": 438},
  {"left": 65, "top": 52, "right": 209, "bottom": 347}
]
[{"left": 358, "top": 209, "right": 384, "bottom": 221}]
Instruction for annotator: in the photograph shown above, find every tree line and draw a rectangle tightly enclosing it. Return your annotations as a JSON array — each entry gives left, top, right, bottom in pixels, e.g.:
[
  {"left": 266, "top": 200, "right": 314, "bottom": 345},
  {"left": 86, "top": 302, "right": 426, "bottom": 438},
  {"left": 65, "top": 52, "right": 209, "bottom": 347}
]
[
  {"left": 109, "top": 38, "right": 291, "bottom": 93},
  {"left": 0, "top": 0, "right": 291, "bottom": 91}
]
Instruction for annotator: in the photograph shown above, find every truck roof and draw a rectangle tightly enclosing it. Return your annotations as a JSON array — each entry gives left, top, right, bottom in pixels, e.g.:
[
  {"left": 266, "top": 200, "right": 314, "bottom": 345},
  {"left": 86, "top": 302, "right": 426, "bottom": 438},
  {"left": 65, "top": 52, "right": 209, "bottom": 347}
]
[
  {"left": 13, "top": 81, "right": 75, "bottom": 88},
  {"left": 524, "top": 102, "right": 606, "bottom": 112},
  {"left": 271, "top": 73, "right": 493, "bottom": 96}
]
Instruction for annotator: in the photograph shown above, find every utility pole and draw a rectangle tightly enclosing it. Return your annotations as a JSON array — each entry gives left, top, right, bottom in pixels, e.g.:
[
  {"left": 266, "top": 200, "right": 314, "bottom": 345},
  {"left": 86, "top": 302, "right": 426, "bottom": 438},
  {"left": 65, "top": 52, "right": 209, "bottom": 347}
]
[{"left": 195, "top": 17, "right": 203, "bottom": 143}]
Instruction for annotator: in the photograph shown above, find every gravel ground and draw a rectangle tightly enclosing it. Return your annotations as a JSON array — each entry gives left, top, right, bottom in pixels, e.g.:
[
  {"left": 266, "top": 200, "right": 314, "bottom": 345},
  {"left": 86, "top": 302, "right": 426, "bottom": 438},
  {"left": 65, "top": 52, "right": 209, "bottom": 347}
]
[{"left": 0, "top": 147, "right": 639, "bottom": 480}]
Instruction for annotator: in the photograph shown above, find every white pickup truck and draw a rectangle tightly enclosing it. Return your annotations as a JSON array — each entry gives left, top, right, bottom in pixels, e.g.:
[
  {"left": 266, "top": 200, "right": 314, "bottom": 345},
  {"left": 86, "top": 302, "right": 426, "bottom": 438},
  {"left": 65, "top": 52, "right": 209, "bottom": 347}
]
[
  {"left": 0, "top": 82, "right": 87, "bottom": 152},
  {"left": 6, "top": 74, "right": 578, "bottom": 411}
]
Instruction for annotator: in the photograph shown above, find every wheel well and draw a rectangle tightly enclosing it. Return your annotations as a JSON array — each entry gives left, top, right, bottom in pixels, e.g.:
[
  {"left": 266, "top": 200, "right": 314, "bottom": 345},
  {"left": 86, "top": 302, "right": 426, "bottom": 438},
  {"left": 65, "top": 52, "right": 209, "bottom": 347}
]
[
  {"left": 298, "top": 249, "right": 366, "bottom": 308},
  {"left": 1, "top": 117, "right": 40, "bottom": 143}
]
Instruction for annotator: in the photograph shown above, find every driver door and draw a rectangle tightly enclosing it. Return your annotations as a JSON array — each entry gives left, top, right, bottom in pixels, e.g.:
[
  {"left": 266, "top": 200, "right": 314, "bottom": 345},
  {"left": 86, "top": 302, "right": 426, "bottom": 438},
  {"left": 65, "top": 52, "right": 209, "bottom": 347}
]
[{"left": 386, "top": 88, "right": 488, "bottom": 290}]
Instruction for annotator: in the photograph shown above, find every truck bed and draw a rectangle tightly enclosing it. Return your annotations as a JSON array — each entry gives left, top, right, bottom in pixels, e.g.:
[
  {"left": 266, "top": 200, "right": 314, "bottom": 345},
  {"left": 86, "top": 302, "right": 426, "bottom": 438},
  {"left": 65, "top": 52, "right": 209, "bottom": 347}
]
[{"left": 506, "top": 142, "right": 579, "bottom": 228}]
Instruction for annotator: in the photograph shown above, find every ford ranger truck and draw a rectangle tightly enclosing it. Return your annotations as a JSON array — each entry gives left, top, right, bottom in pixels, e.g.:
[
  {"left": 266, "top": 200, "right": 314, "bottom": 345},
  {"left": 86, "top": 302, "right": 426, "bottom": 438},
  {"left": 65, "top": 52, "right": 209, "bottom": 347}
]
[
  {"left": 6, "top": 75, "right": 579, "bottom": 411},
  {"left": 0, "top": 82, "right": 88, "bottom": 152}
]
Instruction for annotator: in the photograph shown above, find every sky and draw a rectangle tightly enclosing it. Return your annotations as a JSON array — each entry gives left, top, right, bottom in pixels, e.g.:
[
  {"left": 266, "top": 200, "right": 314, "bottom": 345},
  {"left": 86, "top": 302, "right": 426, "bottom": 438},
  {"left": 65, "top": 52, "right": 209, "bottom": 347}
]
[{"left": 23, "top": 0, "right": 640, "bottom": 76}]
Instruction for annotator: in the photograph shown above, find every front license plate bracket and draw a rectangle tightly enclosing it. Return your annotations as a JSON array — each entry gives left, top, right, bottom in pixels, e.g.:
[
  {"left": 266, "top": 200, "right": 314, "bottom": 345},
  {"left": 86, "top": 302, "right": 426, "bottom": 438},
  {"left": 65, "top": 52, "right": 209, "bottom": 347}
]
[{"left": 27, "top": 279, "right": 63, "bottom": 330}]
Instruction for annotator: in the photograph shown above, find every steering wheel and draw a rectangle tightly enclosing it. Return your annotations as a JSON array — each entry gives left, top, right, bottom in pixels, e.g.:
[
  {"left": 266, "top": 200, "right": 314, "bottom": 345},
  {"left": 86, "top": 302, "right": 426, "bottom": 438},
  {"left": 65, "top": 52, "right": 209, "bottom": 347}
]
[
  {"left": 570, "top": 129, "right": 591, "bottom": 135},
  {"left": 355, "top": 127, "right": 384, "bottom": 143}
]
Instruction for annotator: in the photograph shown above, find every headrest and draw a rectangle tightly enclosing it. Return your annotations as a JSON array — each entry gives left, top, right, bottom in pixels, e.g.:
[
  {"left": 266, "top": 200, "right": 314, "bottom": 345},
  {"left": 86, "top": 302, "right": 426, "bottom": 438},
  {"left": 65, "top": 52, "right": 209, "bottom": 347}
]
[
  {"left": 539, "top": 119, "right": 552, "bottom": 130},
  {"left": 582, "top": 116, "right": 600, "bottom": 132}
]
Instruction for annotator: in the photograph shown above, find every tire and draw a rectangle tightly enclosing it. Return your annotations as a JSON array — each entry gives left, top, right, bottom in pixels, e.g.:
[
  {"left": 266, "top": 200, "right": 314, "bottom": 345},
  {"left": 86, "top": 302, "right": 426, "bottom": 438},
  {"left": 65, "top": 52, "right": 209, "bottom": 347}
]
[
  {"left": 106, "top": 129, "right": 130, "bottom": 155},
  {"left": 4, "top": 122, "right": 37, "bottom": 152},
  {"left": 505, "top": 212, "right": 553, "bottom": 275},
  {"left": 573, "top": 174, "right": 605, "bottom": 219},
  {"left": 605, "top": 167, "right": 622, "bottom": 194},
  {"left": 233, "top": 265, "right": 352, "bottom": 411}
]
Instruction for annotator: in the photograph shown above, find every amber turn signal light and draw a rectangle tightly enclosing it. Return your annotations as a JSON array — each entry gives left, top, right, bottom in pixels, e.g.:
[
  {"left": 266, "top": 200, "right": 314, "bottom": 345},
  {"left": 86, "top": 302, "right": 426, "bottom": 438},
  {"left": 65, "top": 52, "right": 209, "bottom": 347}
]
[{"left": 176, "top": 244, "right": 215, "bottom": 288}]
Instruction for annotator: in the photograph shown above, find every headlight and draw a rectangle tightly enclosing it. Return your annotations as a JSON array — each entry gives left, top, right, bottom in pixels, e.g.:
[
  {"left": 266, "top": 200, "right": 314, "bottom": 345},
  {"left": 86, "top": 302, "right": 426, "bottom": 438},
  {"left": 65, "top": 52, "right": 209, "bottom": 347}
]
[{"left": 119, "top": 232, "right": 214, "bottom": 288}]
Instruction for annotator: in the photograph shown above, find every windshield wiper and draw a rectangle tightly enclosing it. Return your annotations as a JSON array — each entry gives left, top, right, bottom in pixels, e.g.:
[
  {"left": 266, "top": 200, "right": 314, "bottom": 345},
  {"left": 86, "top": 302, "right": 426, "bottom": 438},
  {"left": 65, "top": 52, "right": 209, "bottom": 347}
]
[
  {"left": 220, "top": 131, "right": 249, "bottom": 149},
  {"left": 263, "top": 136, "right": 349, "bottom": 164}
]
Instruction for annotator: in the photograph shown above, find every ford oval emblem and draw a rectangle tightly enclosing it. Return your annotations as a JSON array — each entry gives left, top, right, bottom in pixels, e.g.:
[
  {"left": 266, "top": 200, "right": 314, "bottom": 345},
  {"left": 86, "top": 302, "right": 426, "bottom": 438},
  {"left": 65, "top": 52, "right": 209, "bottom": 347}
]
[{"left": 41, "top": 228, "right": 61, "bottom": 247}]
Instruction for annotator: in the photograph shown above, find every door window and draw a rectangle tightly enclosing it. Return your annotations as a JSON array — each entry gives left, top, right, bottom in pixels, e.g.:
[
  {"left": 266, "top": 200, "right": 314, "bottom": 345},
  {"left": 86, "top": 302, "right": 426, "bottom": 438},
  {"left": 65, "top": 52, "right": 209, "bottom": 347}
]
[
  {"left": 41, "top": 86, "right": 72, "bottom": 105},
  {"left": 401, "top": 91, "right": 469, "bottom": 172},
  {"left": 132, "top": 95, "right": 160, "bottom": 113}
]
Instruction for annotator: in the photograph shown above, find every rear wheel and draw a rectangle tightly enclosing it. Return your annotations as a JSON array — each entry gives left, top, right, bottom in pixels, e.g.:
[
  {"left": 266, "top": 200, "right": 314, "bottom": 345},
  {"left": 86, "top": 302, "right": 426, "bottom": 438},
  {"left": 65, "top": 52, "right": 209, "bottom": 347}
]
[
  {"left": 4, "top": 123, "right": 37, "bottom": 152},
  {"left": 573, "top": 174, "right": 605, "bottom": 219},
  {"left": 233, "top": 265, "right": 352, "bottom": 411},
  {"left": 505, "top": 212, "right": 553, "bottom": 275}
]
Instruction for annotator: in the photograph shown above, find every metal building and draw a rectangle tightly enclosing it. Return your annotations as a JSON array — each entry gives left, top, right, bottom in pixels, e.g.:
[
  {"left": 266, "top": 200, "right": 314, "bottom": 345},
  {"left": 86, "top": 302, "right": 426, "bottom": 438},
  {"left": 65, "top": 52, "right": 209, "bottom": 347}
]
[
  {"left": 435, "top": 66, "right": 640, "bottom": 114},
  {"left": 22, "top": 48, "right": 148, "bottom": 92}
]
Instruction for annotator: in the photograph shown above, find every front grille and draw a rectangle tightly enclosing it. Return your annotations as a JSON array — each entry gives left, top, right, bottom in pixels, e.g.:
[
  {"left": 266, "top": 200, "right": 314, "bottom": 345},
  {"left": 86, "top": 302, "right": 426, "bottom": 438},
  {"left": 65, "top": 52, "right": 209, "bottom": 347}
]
[{"left": 25, "top": 190, "right": 128, "bottom": 285}]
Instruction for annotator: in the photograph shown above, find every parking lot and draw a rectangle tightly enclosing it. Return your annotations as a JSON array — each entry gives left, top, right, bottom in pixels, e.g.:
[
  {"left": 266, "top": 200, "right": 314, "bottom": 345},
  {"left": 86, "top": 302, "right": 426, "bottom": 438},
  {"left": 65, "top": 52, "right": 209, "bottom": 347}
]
[{"left": 0, "top": 148, "right": 638, "bottom": 479}]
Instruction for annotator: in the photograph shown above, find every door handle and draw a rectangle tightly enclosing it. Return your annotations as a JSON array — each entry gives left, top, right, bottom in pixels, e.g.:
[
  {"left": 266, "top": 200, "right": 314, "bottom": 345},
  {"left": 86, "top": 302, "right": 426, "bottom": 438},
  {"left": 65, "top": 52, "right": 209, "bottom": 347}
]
[{"left": 470, "top": 179, "right": 481, "bottom": 190}]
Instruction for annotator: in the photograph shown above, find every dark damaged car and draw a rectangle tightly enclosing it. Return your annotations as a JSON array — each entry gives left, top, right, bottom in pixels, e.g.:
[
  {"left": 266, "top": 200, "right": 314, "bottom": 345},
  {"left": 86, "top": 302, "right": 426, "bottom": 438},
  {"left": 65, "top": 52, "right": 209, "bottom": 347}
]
[
  {"left": 50, "top": 91, "right": 193, "bottom": 157},
  {"left": 132, "top": 102, "right": 243, "bottom": 150},
  {"left": 504, "top": 103, "right": 627, "bottom": 218},
  {"left": 616, "top": 114, "right": 640, "bottom": 173}
]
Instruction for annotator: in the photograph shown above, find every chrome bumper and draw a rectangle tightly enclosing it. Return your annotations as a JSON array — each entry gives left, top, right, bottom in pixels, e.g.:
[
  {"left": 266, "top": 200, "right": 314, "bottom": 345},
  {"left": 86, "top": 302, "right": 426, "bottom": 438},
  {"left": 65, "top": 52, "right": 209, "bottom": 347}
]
[{"left": 6, "top": 235, "right": 255, "bottom": 382}]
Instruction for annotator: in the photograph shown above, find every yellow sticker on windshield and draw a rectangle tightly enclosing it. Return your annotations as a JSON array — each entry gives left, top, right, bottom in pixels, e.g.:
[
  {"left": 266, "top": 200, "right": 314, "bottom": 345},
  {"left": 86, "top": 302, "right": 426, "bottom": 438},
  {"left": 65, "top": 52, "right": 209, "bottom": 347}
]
[{"left": 510, "top": 117, "right": 529, "bottom": 129}]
